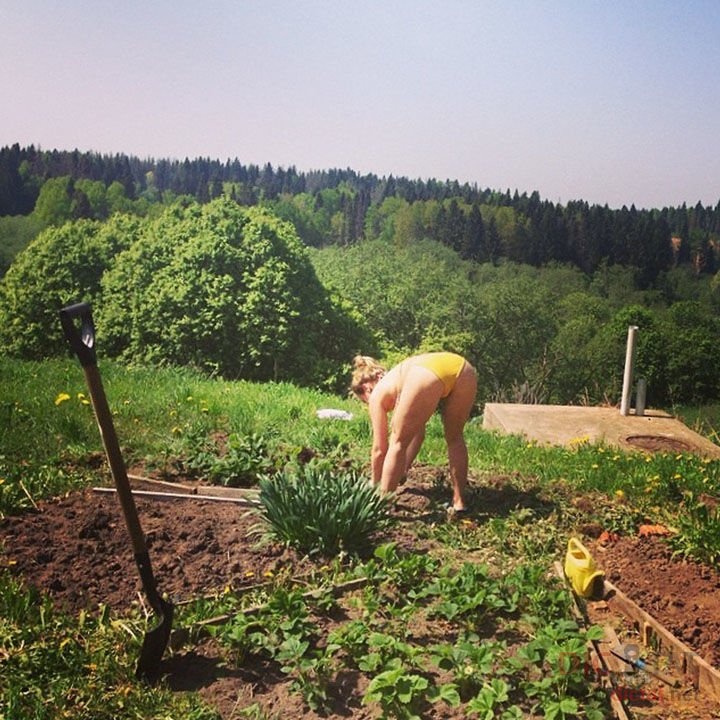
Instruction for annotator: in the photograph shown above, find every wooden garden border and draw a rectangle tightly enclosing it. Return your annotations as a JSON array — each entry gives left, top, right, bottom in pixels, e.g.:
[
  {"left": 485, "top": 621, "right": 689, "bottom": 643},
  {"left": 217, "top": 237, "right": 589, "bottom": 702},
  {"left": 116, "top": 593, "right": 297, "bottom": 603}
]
[{"left": 603, "top": 577, "right": 720, "bottom": 702}]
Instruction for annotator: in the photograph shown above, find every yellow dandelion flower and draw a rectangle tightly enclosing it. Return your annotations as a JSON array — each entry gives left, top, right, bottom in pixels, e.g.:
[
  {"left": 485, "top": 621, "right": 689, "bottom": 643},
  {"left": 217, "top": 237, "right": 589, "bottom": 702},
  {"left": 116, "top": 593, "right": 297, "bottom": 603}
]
[
  {"left": 0, "top": 478, "right": 5, "bottom": 485},
  {"left": 614, "top": 489, "right": 625, "bottom": 499},
  {"left": 673, "top": 473, "right": 682, "bottom": 480},
  {"left": 54, "top": 392, "right": 71, "bottom": 406},
  {"left": 244, "top": 570, "right": 255, "bottom": 578},
  {"left": 171, "top": 426, "right": 182, "bottom": 435},
  {"left": 263, "top": 570, "right": 274, "bottom": 578},
  {"left": 591, "top": 463, "right": 599, "bottom": 469}
]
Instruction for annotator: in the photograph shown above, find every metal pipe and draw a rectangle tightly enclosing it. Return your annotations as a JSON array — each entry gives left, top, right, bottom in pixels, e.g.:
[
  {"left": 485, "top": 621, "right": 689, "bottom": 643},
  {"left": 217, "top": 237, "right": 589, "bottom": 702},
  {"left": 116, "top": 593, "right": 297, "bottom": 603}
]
[
  {"left": 635, "top": 377, "right": 647, "bottom": 417},
  {"left": 620, "top": 325, "right": 639, "bottom": 416}
]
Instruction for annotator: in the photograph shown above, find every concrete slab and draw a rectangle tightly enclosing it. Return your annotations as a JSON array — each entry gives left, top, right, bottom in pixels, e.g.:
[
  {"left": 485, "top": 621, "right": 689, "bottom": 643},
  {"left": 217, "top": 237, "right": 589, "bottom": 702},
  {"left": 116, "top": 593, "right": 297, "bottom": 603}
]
[{"left": 482, "top": 403, "right": 720, "bottom": 458}]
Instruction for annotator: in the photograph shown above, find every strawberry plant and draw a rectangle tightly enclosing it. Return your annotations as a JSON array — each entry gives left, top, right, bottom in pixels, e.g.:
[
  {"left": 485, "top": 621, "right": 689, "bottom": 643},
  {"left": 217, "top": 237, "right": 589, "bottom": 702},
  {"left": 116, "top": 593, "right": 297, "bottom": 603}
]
[
  {"left": 362, "top": 658, "right": 433, "bottom": 720},
  {"left": 430, "top": 634, "right": 505, "bottom": 699}
]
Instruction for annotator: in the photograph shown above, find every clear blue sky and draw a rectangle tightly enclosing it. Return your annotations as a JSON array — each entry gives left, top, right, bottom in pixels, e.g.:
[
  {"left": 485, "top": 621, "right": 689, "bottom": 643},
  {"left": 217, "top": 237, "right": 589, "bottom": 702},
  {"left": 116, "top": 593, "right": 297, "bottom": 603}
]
[{"left": 2, "top": 0, "right": 719, "bottom": 210}]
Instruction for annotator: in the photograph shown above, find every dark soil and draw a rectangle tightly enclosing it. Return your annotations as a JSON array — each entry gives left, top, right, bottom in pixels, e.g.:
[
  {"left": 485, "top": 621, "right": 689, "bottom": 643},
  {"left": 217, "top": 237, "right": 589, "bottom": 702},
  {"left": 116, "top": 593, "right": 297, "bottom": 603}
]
[
  {"left": 591, "top": 535, "right": 720, "bottom": 667},
  {"left": 3, "top": 466, "right": 720, "bottom": 718}
]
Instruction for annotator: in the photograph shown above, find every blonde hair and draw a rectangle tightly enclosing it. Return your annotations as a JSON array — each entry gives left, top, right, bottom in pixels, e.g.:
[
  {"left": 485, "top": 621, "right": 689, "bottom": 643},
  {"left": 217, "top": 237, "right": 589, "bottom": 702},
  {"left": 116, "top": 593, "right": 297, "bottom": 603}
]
[{"left": 350, "top": 355, "right": 386, "bottom": 398}]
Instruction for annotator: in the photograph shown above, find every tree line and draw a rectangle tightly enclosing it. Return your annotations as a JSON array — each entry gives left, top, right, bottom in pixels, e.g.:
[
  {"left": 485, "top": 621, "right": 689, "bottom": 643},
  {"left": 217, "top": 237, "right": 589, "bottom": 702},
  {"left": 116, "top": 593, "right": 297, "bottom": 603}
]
[{"left": 1, "top": 144, "right": 719, "bottom": 286}]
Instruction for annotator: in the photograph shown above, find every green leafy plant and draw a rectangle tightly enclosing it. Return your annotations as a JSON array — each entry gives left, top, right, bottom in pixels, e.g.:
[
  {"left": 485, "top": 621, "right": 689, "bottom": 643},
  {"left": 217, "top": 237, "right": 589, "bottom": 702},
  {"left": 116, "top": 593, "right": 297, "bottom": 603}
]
[
  {"left": 517, "top": 619, "right": 605, "bottom": 719},
  {"left": 327, "top": 619, "right": 372, "bottom": 666},
  {"left": 466, "top": 678, "right": 521, "bottom": 719},
  {"left": 503, "top": 564, "right": 569, "bottom": 624},
  {"left": 276, "top": 634, "right": 339, "bottom": 712},
  {"left": 254, "top": 466, "right": 394, "bottom": 556},
  {"left": 419, "top": 562, "right": 510, "bottom": 628},
  {"left": 670, "top": 493, "right": 720, "bottom": 564},
  {"left": 215, "top": 587, "right": 339, "bottom": 712},
  {"left": 357, "top": 632, "right": 422, "bottom": 673},
  {"left": 362, "top": 658, "right": 431, "bottom": 720},
  {"left": 430, "top": 634, "right": 505, "bottom": 699},
  {"left": 374, "top": 541, "right": 440, "bottom": 593},
  {"left": 0, "top": 572, "right": 217, "bottom": 719},
  {"left": 185, "top": 430, "right": 277, "bottom": 486}
]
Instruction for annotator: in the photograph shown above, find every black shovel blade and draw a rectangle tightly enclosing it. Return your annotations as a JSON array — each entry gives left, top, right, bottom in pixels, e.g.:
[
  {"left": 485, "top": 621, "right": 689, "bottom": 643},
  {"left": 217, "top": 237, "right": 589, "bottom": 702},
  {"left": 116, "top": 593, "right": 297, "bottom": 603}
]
[
  {"left": 136, "top": 595, "right": 174, "bottom": 682},
  {"left": 134, "top": 550, "right": 174, "bottom": 682}
]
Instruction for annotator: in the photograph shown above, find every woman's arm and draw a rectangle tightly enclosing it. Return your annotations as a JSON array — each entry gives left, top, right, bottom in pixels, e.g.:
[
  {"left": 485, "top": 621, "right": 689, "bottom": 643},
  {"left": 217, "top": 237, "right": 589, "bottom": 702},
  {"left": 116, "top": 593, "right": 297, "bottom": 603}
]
[{"left": 368, "top": 395, "right": 389, "bottom": 485}]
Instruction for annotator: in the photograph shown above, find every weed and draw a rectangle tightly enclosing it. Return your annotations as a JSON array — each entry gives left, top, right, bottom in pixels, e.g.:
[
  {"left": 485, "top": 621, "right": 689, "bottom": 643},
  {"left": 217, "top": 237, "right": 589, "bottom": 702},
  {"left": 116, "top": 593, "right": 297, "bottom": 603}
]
[
  {"left": 670, "top": 492, "right": 720, "bottom": 564},
  {"left": 0, "top": 572, "right": 218, "bottom": 719}
]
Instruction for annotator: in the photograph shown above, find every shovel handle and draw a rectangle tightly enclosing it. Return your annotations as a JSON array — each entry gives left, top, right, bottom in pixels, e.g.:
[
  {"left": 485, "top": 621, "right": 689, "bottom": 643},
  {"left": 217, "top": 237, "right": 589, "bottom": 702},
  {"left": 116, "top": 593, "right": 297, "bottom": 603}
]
[
  {"left": 60, "top": 303, "right": 172, "bottom": 680},
  {"left": 58, "top": 303, "right": 147, "bottom": 557}
]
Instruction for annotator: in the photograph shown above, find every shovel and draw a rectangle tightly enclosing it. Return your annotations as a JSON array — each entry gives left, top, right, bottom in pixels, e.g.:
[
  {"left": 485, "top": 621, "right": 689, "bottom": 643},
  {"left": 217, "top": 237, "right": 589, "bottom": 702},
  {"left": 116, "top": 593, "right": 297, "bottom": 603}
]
[{"left": 59, "top": 302, "right": 174, "bottom": 682}]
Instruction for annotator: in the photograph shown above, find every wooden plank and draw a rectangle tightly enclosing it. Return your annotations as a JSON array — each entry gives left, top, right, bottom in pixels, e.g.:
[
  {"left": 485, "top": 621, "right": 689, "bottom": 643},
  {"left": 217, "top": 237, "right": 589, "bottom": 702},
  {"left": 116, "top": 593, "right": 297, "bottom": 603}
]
[
  {"left": 195, "top": 485, "right": 259, "bottom": 499},
  {"left": 597, "top": 625, "right": 629, "bottom": 674},
  {"left": 603, "top": 577, "right": 720, "bottom": 702},
  {"left": 128, "top": 473, "right": 259, "bottom": 499},
  {"left": 92, "top": 487, "right": 260, "bottom": 507},
  {"left": 127, "top": 474, "right": 194, "bottom": 492}
]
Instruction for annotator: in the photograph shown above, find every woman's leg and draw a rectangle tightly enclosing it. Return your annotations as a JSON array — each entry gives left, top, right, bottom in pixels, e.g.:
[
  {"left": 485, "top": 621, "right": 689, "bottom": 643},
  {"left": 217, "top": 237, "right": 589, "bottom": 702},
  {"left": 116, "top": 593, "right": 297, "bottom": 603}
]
[
  {"left": 380, "top": 370, "right": 442, "bottom": 494},
  {"left": 403, "top": 428, "right": 426, "bottom": 477},
  {"left": 441, "top": 363, "right": 478, "bottom": 510}
]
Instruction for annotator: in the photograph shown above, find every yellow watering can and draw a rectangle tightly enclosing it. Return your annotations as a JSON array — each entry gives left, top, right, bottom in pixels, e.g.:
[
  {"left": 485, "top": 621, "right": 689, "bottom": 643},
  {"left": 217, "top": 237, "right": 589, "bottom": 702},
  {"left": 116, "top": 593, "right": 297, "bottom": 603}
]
[{"left": 564, "top": 537, "right": 604, "bottom": 599}]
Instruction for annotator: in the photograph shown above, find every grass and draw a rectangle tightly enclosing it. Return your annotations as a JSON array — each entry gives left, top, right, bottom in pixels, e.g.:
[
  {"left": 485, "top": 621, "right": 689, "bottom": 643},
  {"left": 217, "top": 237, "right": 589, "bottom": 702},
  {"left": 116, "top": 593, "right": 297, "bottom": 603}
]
[
  {"left": 0, "top": 573, "right": 219, "bottom": 720},
  {"left": 2, "top": 355, "right": 720, "bottom": 717}
]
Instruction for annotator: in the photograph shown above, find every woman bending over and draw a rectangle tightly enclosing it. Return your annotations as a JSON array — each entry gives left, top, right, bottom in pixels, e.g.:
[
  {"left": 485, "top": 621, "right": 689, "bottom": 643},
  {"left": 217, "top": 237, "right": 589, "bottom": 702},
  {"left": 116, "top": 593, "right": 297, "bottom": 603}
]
[{"left": 351, "top": 352, "right": 477, "bottom": 511}]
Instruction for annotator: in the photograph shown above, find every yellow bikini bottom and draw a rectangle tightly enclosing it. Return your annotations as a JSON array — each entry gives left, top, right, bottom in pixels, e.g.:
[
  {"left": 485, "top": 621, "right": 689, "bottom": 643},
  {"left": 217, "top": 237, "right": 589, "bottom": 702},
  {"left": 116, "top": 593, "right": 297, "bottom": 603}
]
[{"left": 411, "top": 352, "right": 466, "bottom": 397}]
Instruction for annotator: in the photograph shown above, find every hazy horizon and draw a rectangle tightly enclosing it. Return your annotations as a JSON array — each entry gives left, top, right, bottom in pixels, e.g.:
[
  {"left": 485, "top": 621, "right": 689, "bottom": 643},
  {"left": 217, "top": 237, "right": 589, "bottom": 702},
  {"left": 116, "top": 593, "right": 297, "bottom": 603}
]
[{"left": 3, "top": 0, "right": 720, "bottom": 211}]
